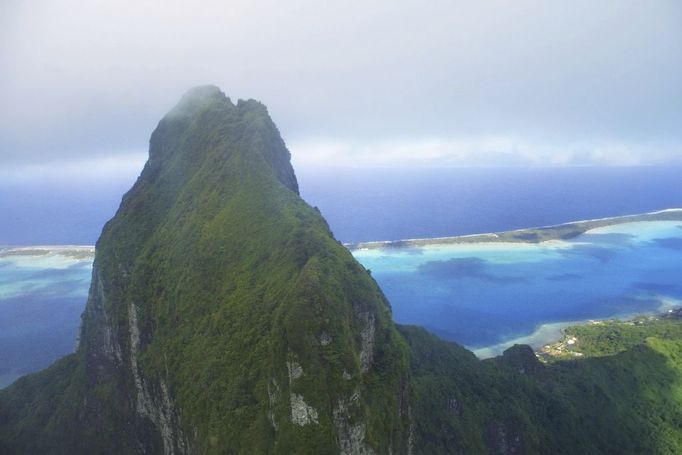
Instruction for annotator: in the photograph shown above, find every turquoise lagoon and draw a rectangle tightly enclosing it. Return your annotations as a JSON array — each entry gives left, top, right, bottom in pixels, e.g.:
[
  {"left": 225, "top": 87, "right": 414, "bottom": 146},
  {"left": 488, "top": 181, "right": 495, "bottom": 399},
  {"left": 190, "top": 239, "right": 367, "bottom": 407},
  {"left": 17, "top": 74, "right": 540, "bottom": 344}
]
[
  {"left": 2, "top": 220, "right": 682, "bottom": 388},
  {"left": 353, "top": 221, "right": 682, "bottom": 357},
  {"left": 0, "top": 248, "right": 93, "bottom": 388}
]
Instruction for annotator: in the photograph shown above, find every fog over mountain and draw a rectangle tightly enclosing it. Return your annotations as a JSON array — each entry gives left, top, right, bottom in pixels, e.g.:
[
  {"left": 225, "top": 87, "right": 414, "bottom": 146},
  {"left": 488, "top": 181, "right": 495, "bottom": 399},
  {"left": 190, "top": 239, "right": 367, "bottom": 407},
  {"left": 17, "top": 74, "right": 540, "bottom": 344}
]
[{"left": 1, "top": 0, "right": 681, "bottom": 177}]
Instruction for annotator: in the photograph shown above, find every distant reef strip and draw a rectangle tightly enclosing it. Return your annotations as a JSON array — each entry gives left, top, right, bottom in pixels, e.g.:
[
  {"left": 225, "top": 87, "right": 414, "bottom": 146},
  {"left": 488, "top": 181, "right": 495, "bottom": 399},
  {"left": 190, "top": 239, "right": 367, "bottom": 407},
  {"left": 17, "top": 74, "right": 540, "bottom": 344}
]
[
  {"left": 3, "top": 210, "right": 682, "bottom": 256},
  {"left": 0, "top": 245, "right": 95, "bottom": 260},
  {"left": 346, "top": 208, "right": 682, "bottom": 250}
]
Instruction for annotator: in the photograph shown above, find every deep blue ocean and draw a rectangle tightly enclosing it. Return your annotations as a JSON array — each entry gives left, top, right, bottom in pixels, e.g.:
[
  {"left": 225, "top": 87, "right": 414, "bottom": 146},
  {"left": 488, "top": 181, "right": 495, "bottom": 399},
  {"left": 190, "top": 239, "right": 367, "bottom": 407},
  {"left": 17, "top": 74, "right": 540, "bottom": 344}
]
[
  {"left": 299, "top": 166, "right": 682, "bottom": 243},
  {"left": 1, "top": 165, "right": 682, "bottom": 387},
  {"left": 2, "top": 166, "right": 682, "bottom": 245}
]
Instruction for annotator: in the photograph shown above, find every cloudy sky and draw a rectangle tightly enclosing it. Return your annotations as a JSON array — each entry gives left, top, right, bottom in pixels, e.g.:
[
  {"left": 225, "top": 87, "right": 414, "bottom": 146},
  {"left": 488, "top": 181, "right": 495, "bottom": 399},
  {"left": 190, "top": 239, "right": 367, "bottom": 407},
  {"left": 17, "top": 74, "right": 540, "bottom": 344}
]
[{"left": 1, "top": 0, "right": 681, "bottom": 178}]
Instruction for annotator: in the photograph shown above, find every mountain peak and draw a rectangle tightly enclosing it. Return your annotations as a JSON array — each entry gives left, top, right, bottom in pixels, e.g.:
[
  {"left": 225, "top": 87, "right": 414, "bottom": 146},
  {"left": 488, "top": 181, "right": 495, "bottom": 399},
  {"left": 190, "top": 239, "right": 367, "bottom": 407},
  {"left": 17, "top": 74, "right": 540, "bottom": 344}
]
[
  {"left": 69, "top": 85, "right": 407, "bottom": 452},
  {"left": 180, "top": 84, "right": 229, "bottom": 103},
  {"left": 165, "top": 85, "right": 232, "bottom": 120},
  {"left": 148, "top": 85, "right": 299, "bottom": 195}
]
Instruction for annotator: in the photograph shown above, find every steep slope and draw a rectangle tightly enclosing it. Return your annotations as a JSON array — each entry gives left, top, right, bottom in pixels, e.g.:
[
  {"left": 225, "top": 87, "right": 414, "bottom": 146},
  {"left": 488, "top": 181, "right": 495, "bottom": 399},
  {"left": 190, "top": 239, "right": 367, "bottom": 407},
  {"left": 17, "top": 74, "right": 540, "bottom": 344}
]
[{"left": 0, "top": 86, "right": 411, "bottom": 454}]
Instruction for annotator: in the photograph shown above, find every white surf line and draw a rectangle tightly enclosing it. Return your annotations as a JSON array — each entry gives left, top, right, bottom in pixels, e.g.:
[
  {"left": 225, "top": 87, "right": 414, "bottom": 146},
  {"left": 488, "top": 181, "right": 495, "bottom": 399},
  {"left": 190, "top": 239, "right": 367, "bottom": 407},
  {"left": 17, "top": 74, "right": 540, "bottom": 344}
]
[
  {"left": 2, "top": 245, "right": 95, "bottom": 250},
  {"left": 471, "top": 320, "right": 583, "bottom": 359},
  {"left": 0, "top": 245, "right": 95, "bottom": 254},
  {"left": 472, "top": 295, "right": 682, "bottom": 359}
]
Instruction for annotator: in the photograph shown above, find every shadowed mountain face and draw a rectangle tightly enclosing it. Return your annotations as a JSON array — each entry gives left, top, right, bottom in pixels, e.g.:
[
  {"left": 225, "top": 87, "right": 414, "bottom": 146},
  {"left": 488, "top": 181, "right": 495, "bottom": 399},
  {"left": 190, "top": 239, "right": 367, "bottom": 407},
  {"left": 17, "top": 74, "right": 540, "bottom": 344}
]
[{"left": 3, "top": 86, "right": 682, "bottom": 455}]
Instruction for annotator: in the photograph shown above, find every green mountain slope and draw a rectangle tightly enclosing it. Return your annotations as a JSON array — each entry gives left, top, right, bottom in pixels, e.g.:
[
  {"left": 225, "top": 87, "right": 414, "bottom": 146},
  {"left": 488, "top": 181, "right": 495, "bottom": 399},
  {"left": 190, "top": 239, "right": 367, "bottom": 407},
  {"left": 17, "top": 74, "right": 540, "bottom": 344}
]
[
  {"left": 2, "top": 86, "right": 682, "bottom": 454},
  {"left": 0, "top": 86, "right": 410, "bottom": 454}
]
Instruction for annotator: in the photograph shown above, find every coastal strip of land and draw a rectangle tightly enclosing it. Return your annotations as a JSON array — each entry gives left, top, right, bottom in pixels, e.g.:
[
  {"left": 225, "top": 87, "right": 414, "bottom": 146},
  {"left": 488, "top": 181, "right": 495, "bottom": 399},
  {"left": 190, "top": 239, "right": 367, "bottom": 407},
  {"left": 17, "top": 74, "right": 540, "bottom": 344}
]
[
  {"left": 538, "top": 306, "right": 682, "bottom": 362},
  {"left": 346, "top": 208, "right": 682, "bottom": 250},
  {"left": 472, "top": 296, "right": 682, "bottom": 360}
]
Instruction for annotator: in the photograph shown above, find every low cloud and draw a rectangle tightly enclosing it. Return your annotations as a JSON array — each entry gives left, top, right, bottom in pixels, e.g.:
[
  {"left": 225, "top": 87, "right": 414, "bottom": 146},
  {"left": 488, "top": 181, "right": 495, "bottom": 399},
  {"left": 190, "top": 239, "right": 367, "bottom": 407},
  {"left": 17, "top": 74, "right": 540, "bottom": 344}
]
[
  {"left": 0, "top": 151, "right": 146, "bottom": 183},
  {"left": 290, "top": 137, "right": 682, "bottom": 168},
  {"left": 2, "top": 0, "right": 681, "bottom": 168}
]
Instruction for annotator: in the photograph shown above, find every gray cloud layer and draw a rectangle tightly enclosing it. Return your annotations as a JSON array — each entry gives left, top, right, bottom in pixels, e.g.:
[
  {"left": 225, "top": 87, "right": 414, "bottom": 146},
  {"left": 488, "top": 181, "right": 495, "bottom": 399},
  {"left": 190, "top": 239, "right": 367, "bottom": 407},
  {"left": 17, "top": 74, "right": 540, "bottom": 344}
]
[{"left": 1, "top": 0, "right": 681, "bottom": 170}]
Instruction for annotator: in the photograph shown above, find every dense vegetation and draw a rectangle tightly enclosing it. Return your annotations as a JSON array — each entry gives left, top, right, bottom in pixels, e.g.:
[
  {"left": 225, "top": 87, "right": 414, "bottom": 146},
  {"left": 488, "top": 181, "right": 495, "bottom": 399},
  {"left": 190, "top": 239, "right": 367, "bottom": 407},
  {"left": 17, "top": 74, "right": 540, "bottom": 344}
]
[
  {"left": 2, "top": 86, "right": 682, "bottom": 454},
  {"left": 558, "top": 313, "right": 682, "bottom": 358},
  {"left": 93, "top": 87, "right": 410, "bottom": 453},
  {"left": 1, "top": 86, "right": 411, "bottom": 454},
  {"left": 403, "top": 316, "right": 682, "bottom": 454}
]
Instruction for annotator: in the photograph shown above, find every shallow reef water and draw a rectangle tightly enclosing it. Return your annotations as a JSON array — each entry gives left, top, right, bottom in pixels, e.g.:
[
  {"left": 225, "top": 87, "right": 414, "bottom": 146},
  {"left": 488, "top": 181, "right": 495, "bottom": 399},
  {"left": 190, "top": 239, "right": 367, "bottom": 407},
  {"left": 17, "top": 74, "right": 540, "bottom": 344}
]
[
  {"left": 2, "top": 220, "right": 682, "bottom": 388},
  {"left": 0, "top": 250, "right": 92, "bottom": 388},
  {"left": 353, "top": 221, "right": 682, "bottom": 357}
]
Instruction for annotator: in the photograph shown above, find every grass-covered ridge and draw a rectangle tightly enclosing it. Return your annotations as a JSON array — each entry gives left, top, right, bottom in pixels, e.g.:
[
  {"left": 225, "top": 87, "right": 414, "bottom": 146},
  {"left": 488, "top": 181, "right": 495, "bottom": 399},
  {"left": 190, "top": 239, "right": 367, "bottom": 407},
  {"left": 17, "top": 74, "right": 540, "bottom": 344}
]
[{"left": 2, "top": 85, "right": 682, "bottom": 454}]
